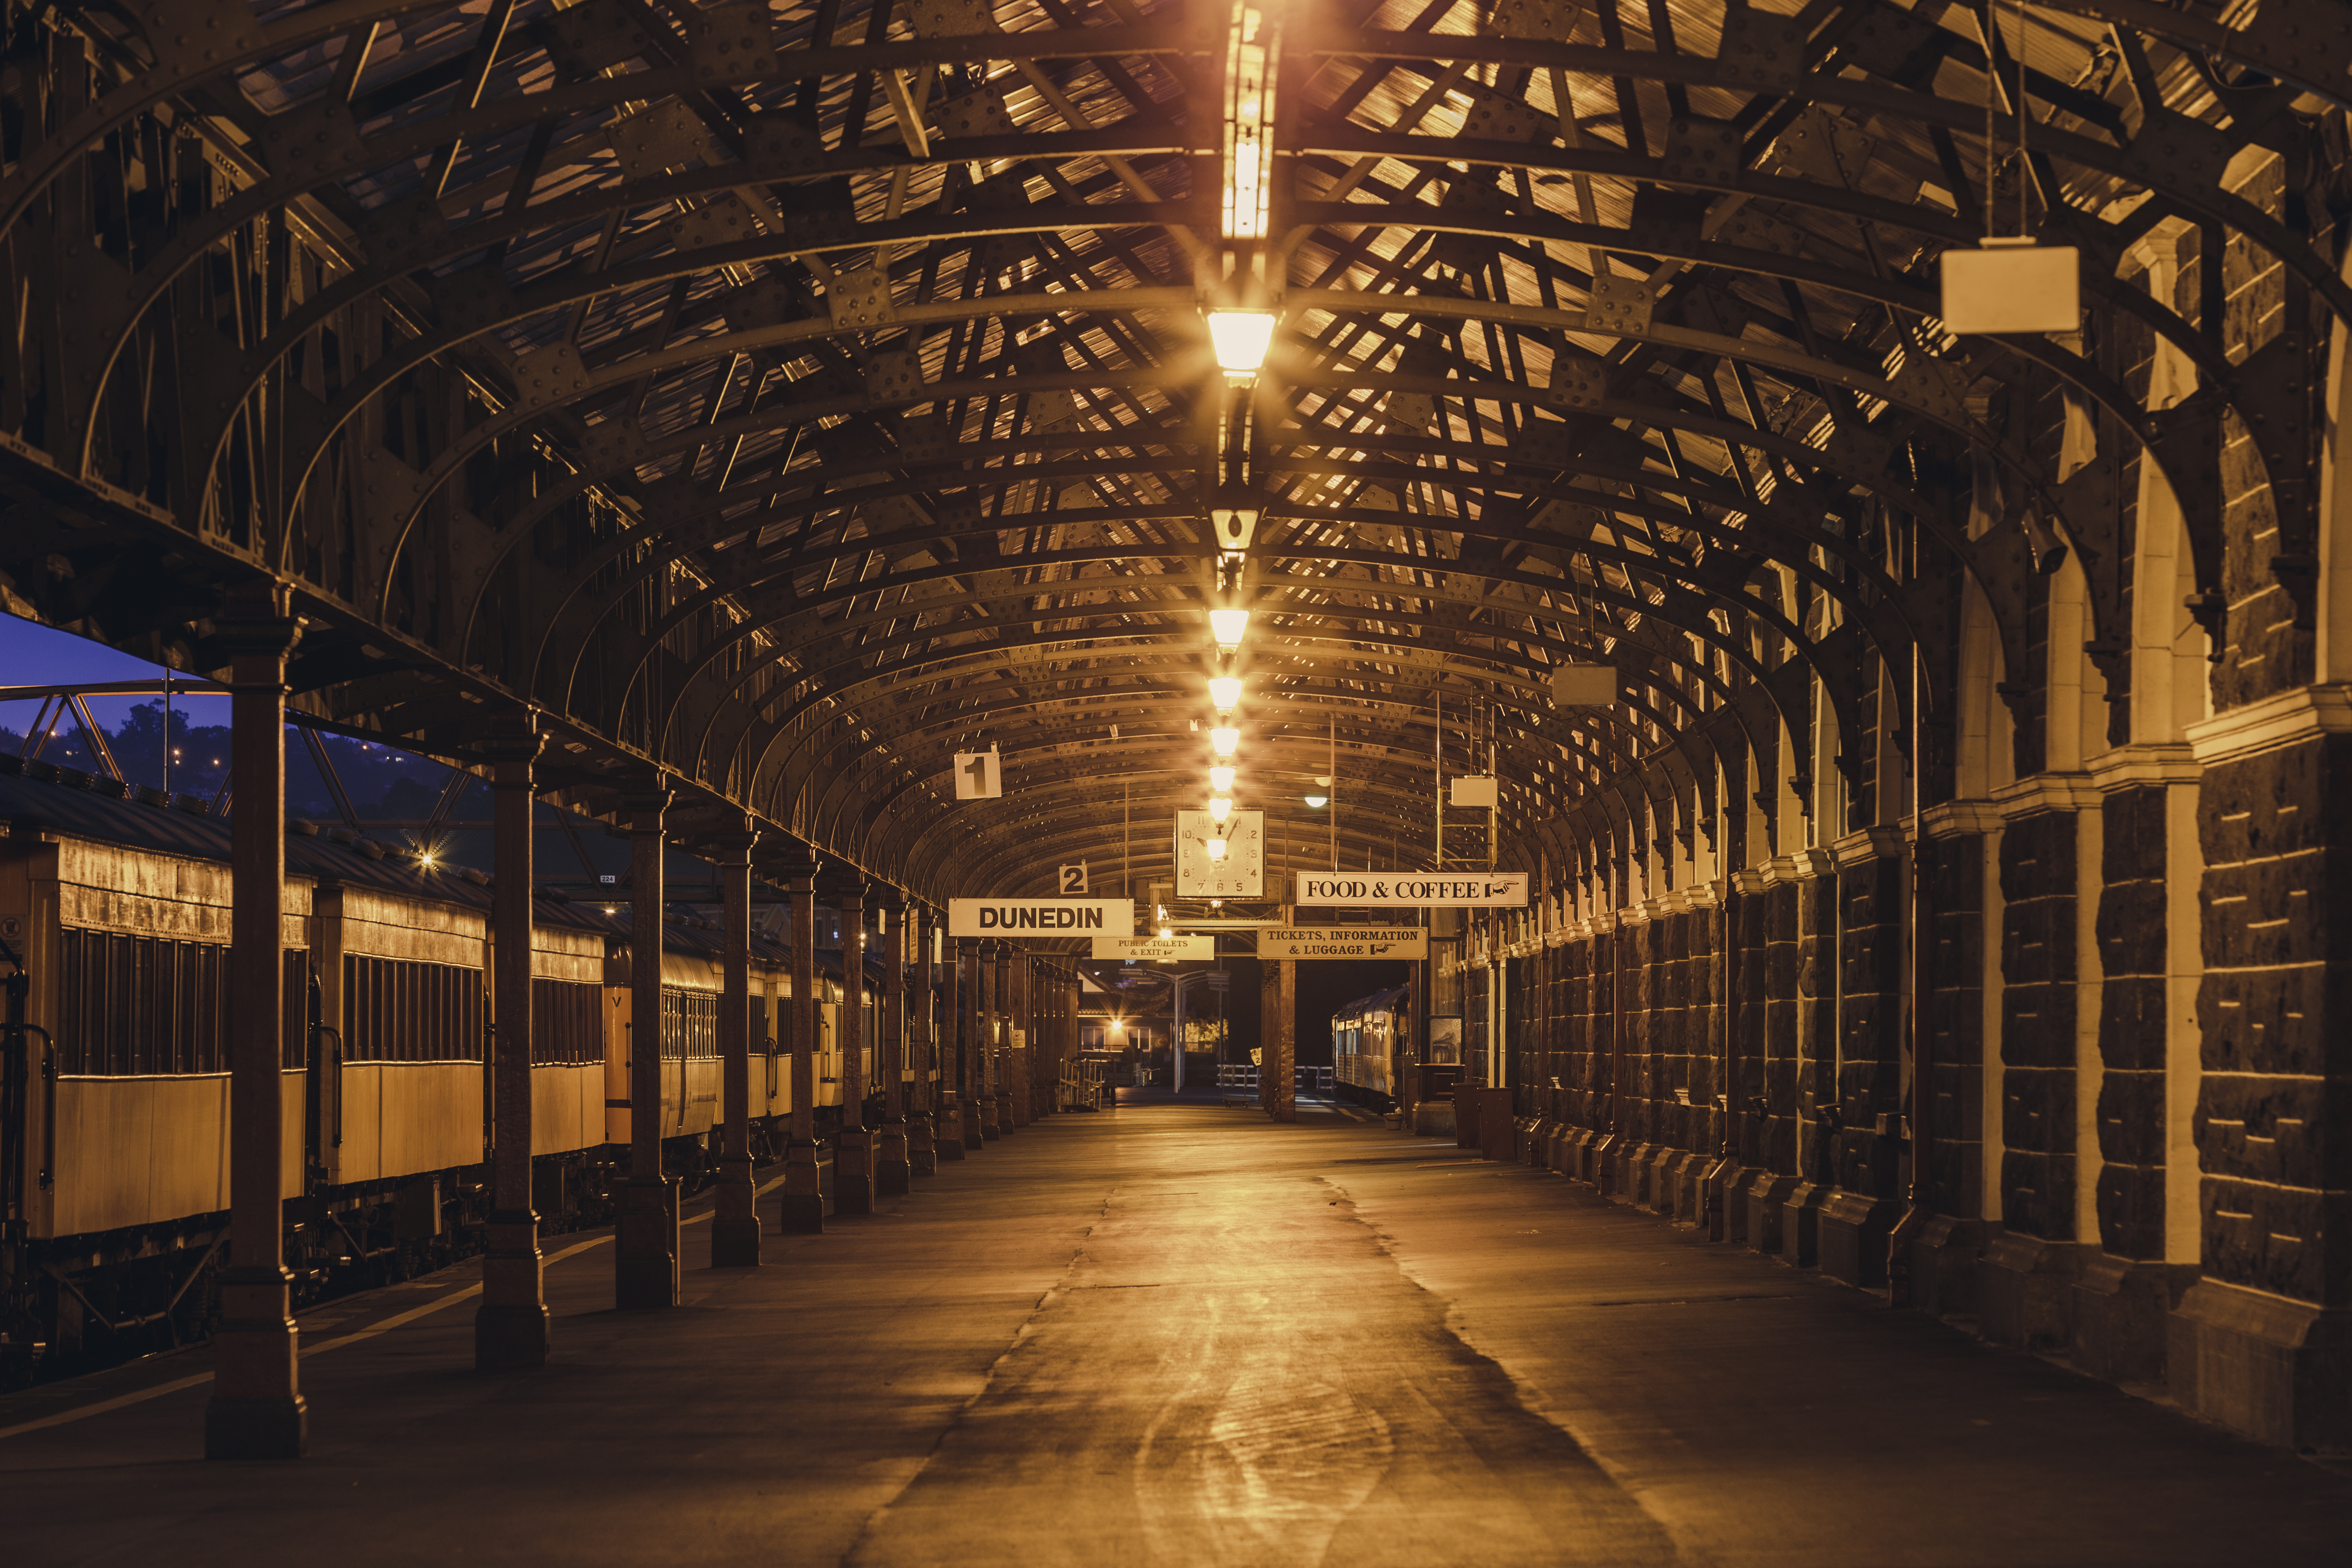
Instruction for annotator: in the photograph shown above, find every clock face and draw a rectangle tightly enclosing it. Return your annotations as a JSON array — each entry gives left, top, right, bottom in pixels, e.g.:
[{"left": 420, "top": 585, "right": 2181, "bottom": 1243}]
[{"left": 1175, "top": 809, "right": 1264, "bottom": 897}]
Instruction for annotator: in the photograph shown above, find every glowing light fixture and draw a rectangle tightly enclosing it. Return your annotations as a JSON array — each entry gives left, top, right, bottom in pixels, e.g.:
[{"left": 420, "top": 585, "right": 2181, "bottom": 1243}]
[
  {"left": 1220, "top": 1, "right": 1279, "bottom": 241},
  {"left": 1158, "top": 925, "right": 1173, "bottom": 939},
  {"left": 1205, "top": 838, "right": 1229, "bottom": 861},
  {"left": 1209, "top": 725, "right": 1241, "bottom": 758},
  {"left": 1209, "top": 675, "right": 1243, "bottom": 713},
  {"left": 1209, "top": 765, "right": 1236, "bottom": 793},
  {"left": 1206, "top": 309, "right": 1277, "bottom": 374},
  {"left": 1208, "top": 796, "right": 1233, "bottom": 823},
  {"left": 1303, "top": 793, "right": 1329, "bottom": 809},
  {"left": 1209, "top": 608, "right": 1251, "bottom": 649}
]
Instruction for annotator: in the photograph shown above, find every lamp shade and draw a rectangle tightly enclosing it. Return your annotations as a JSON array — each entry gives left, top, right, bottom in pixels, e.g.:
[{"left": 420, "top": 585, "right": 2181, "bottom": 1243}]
[
  {"left": 1206, "top": 309, "right": 1277, "bottom": 372},
  {"left": 1209, "top": 765, "right": 1236, "bottom": 793},
  {"left": 1209, "top": 726, "right": 1240, "bottom": 758},
  {"left": 1209, "top": 675, "right": 1243, "bottom": 712},
  {"left": 1209, "top": 607, "right": 1251, "bottom": 649}
]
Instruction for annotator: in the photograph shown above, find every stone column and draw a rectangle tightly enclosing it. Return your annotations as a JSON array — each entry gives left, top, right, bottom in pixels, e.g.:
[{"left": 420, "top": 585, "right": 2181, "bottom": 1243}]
[
  {"left": 477, "top": 720, "right": 550, "bottom": 1369},
  {"left": 779, "top": 859, "right": 824, "bottom": 1232},
  {"left": 1977, "top": 776, "right": 2102, "bottom": 1350},
  {"left": 1777, "top": 850, "right": 1839, "bottom": 1263},
  {"left": 1818, "top": 828, "right": 1908, "bottom": 1288},
  {"left": 959, "top": 937, "right": 986, "bottom": 1149},
  {"left": 908, "top": 903, "right": 939, "bottom": 1175},
  {"left": 204, "top": 583, "right": 305, "bottom": 1461},
  {"left": 2172, "top": 693, "right": 2352, "bottom": 1450},
  {"left": 835, "top": 883, "right": 875, "bottom": 1215},
  {"left": 1909, "top": 804, "right": 2002, "bottom": 1317},
  {"left": 1742, "top": 861, "right": 1802, "bottom": 1249},
  {"left": 876, "top": 891, "right": 911, "bottom": 1196},
  {"left": 616, "top": 788, "right": 679, "bottom": 1309},
  {"left": 711, "top": 824, "right": 761, "bottom": 1267}
]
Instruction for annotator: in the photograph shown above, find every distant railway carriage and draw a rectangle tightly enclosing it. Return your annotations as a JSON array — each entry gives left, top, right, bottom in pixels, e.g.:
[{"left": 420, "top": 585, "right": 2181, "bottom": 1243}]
[
  {"left": 0, "top": 754, "right": 880, "bottom": 1388},
  {"left": 1332, "top": 986, "right": 1407, "bottom": 1111}
]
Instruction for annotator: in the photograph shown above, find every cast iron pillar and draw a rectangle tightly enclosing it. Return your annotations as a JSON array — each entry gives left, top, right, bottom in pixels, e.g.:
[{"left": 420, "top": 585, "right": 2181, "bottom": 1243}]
[
  {"left": 779, "top": 858, "right": 824, "bottom": 1232},
  {"left": 476, "top": 718, "right": 551, "bottom": 1370},
  {"left": 993, "top": 945, "right": 1016, "bottom": 1134},
  {"left": 711, "top": 822, "right": 762, "bottom": 1266},
  {"left": 978, "top": 942, "right": 1003, "bottom": 1139},
  {"left": 616, "top": 787, "right": 679, "bottom": 1308},
  {"left": 955, "top": 936, "right": 982, "bottom": 1153},
  {"left": 876, "top": 889, "right": 911, "bottom": 1196},
  {"left": 204, "top": 582, "right": 306, "bottom": 1460},
  {"left": 835, "top": 883, "right": 876, "bottom": 1214},
  {"left": 906, "top": 902, "right": 938, "bottom": 1177}
]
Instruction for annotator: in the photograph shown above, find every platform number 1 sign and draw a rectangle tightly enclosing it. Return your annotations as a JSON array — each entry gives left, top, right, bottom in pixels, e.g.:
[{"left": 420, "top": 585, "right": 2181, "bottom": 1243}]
[
  {"left": 1058, "top": 863, "right": 1088, "bottom": 895},
  {"left": 954, "top": 751, "right": 1002, "bottom": 799}
]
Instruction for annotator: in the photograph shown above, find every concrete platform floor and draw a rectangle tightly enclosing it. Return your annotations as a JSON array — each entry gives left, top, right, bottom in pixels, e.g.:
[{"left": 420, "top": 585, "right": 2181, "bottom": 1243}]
[{"left": 3, "top": 1106, "right": 2346, "bottom": 1567}]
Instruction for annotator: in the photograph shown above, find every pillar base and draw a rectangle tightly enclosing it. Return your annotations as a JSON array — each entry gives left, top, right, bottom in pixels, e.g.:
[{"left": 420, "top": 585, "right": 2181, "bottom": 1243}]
[
  {"left": 835, "top": 1128, "right": 877, "bottom": 1216},
  {"left": 2167, "top": 1279, "right": 2352, "bottom": 1451},
  {"left": 204, "top": 1392, "right": 308, "bottom": 1461},
  {"left": 1818, "top": 1189, "right": 1902, "bottom": 1288},
  {"left": 206, "top": 1266, "right": 306, "bottom": 1460},
  {"left": 1696, "top": 1157, "right": 1737, "bottom": 1239},
  {"left": 909, "top": 1114, "right": 939, "bottom": 1176},
  {"left": 2071, "top": 1254, "right": 2196, "bottom": 1387},
  {"left": 1908, "top": 1215, "right": 1985, "bottom": 1319},
  {"left": 877, "top": 1119, "right": 911, "bottom": 1196},
  {"left": 711, "top": 1155, "right": 761, "bottom": 1268},
  {"left": 616, "top": 1177, "right": 680, "bottom": 1309},
  {"left": 476, "top": 1212, "right": 549, "bottom": 1368},
  {"left": 1978, "top": 1232, "right": 2086, "bottom": 1352},
  {"left": 1413, "top": 1096, "right": 1457, "bottom": 1139},
  {"left": 963, "top": 1101, "right": 986, "bottom": 1149},
  {"left": 473, "top": 1303, "right": 551, "bottom": 1371},
  {"left": 938, "top": 1102, "right": 968, "bottom": 1160},
  {"left": 779, "top": 1138, "right": 824, "bottom": 1234},
  {"left": 994, "top": 1093, "right": 1015, "bottom": 1132},
  {"left": 1779, "top": 1179, "right": 1832, "bottom": 1267},
  {"left": 1742, "top": 1170, "right": 1799, "bottom": 1254},
  {"left": 980, "top": 1106, "right": 1002, "bottom": 1140}
]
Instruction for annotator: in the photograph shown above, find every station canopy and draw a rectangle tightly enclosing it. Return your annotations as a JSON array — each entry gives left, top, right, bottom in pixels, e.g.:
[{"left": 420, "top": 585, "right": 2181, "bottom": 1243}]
[{"left": 0, "top": 0, "right": 2328, "bottom": 898}]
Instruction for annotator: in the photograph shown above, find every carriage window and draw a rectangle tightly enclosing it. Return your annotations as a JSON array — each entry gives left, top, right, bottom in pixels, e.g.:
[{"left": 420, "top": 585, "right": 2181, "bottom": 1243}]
[
  {"left": 532, "top": 978, "right": 605, "bottom": 1065},
  {"left": 659, "top": 986, "right": 718, "bottom": 1060},
  {"left": 56, "top": 931, "right": 310, "bottom": 1075},
  {"left": 343, "top": 954, "right": 485, "bottom": 1062}
]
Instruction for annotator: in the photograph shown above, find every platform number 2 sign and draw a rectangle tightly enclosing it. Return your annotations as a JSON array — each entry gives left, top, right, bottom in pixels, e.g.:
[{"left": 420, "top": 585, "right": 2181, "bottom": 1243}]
[
  {"left": 1058, "top": 863, "right": 1088, "bottom": 895},
  {"left": 953, "top": 751, "right": 1002, "bottom": 800}
]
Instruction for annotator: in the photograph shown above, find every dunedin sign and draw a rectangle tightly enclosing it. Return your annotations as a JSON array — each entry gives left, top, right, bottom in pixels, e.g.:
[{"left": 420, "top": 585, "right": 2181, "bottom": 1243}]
[
  {"left": 948, "top": 898, "right": 1134, "bottom": 937},
  {"left": 1293, "top": 873, "right": 1528, "bottom": 907}
]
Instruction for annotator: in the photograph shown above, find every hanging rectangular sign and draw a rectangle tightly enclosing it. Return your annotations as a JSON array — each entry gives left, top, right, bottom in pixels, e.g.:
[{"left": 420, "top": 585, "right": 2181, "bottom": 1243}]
[
  {"left": 948, "top": 898, "right": 1133, "bottom": 937},
  {"left": 1261, "top": 927, "right": 1430, "bottom": 960},
  {"left": 1092, "top": 934, "right": 1214, "bottom": 962},
  {"left": 1294, "top": 872, "right": 1528, "bottom": 907}
]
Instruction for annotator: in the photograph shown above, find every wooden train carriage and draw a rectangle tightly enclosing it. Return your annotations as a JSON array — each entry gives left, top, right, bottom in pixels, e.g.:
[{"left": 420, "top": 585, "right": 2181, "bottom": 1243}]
[
  {"left": 1333, "top": 986, "right": 1407, "bottom": 1108},
  {"left": 0, "top": 758, "right": 627, "bottom": 1254}
]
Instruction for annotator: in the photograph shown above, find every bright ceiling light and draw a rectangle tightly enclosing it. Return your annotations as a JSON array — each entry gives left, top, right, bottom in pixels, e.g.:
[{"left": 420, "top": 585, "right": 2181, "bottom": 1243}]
[
  {"left": 1208, "top": 796, "right": 1233, "bottom": 823},
  {"left": 1209, "top": 765, "right": 1236, "bottom": 793},
  {"left": 1303, "top": 793, "right": 1329, "bottom": 809},
  {"left": 1206, "top": 309, "right": 1277, "bottom": 373},
  {"left": 1220, "top": 3, "right": 1279, "bottom": 240},
  {"left": 1209, "top": 726, "right": 1240, "bottom": 758},
  {"left": 1209, "top": 607, "right": 1251, "bottom": 649},
  {"left": 1205, "top": 838, "right": 1228, "bottom": 861},
  {"left": 1209, "top": 675, "right": 1243, "bottom": 713}
]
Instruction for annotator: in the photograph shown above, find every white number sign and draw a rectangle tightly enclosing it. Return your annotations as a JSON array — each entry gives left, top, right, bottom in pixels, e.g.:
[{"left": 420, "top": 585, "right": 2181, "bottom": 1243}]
[{"left": 954, "top": 751, "right": 1002, "bottom": 799}]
